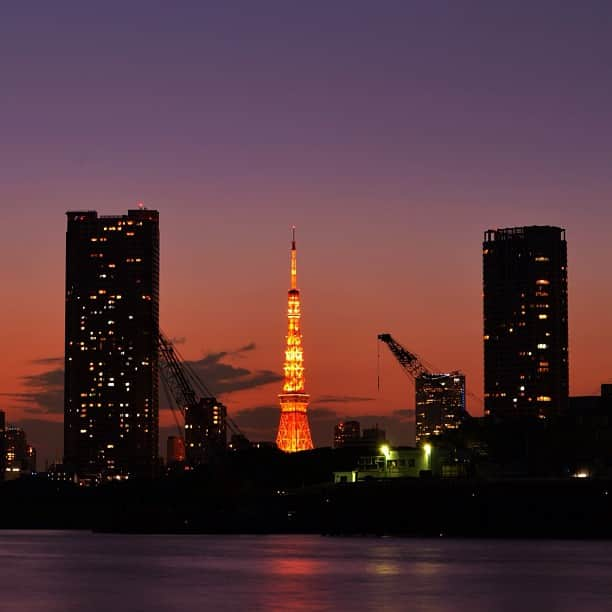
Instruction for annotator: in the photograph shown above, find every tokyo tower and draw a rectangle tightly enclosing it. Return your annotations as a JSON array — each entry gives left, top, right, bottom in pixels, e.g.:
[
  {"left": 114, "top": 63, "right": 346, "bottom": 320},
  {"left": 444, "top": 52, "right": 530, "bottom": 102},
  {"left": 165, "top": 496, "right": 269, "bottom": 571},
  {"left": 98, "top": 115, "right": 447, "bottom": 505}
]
[{"left": 276, "top": 228, "right": 314, "bottom": 452}]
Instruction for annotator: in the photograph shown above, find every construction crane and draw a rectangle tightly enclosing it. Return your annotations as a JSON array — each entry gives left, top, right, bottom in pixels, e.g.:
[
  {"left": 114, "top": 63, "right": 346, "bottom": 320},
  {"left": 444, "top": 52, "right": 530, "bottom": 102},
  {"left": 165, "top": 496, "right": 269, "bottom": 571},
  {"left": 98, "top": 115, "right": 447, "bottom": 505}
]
[
  {"left": 158, "top": 331, "right": 247, "bottom": 465},
  {"left": 377, "top": 333, "right": 429, "bottom": 381},
  {"left": 377, "top": 333, "right": 467, "bottom": 443}
]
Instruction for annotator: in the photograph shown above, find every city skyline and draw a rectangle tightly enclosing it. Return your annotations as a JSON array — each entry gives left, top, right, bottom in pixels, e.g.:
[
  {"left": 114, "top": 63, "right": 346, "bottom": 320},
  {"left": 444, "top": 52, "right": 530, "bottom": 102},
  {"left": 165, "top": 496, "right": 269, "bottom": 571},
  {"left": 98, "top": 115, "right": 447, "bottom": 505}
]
[{"left": 2, "top": 3, "right": 612, "bottom": 465}]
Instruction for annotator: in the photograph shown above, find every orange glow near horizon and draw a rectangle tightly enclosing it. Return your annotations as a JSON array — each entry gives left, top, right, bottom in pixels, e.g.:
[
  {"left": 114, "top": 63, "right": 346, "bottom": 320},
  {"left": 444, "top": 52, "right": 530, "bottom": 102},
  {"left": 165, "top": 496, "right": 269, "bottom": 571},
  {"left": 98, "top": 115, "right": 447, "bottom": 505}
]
[{"left": 276, "top": 230, "right": 314, "bottom": 453}]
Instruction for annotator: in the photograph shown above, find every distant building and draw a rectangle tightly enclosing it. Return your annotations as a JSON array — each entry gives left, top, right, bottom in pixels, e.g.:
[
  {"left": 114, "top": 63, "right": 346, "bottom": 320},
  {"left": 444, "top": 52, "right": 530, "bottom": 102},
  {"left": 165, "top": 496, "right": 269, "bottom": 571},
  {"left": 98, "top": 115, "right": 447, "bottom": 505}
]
[
  {"left": 415, "top": 373, "right": 466, "bottom": 442},
  {"left": 483, "top": 226, "right": 569, "bottom": 418},
  {"left": 64, "top": 209, "right": 160, "bottom": 478},
  {"left": 569, "top": 384, "right": 612, "bottom": 421},
  {"left": 334, "top": 421, "right": 361, "bottom": 448},
  {"left": 185, "top": 398, "right": 227, "bottom": 464},
  {"left": 166, "top": 436, "right": 186, "bottom": 464},
  {"left": 26, "top": 445, "right": 36, "bottom": 473},
  {"left": 46, "top": 464, "right": 78, "bottom": 484},
  {"left": 0, "top": 411, "right": 5, "bottom": 476},
  {"left": 361, "top": 426, "right": 387, "bottom": 447}
]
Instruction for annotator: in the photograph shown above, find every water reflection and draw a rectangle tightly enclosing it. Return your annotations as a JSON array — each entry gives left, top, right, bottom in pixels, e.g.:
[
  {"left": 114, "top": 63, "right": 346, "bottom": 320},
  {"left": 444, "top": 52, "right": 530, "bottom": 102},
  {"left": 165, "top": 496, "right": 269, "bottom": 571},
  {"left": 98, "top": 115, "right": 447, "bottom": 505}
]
[{"left": 0, "top": 533, "right": 611, "bottom": 611}]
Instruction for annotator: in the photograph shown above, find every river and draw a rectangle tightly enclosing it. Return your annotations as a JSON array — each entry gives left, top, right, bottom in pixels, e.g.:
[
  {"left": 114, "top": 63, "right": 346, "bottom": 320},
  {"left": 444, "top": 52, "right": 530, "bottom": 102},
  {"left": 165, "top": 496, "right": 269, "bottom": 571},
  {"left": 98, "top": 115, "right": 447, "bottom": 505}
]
[{"left": 0, "top": 532, "right": 610, "bottom": 611}]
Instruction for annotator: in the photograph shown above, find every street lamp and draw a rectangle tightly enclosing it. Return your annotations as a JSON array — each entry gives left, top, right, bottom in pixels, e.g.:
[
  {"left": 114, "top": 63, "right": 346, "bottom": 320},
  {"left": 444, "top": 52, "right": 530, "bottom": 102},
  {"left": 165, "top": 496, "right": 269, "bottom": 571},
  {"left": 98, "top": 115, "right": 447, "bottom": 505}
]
[
  {"left": 380, "top": 444, "right": 390, "bottom": 477},
  {"left": 423, "top": 443, "right": 432, "bottom": 471}
]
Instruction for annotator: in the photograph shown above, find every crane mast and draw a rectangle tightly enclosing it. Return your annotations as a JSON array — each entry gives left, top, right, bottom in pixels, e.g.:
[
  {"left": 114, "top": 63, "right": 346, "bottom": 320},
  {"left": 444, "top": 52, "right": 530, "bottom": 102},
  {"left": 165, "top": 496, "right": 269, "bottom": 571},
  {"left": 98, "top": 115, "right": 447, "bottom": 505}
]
[{"left": 158, "top": 332, "right": 200, "bottom": 417}]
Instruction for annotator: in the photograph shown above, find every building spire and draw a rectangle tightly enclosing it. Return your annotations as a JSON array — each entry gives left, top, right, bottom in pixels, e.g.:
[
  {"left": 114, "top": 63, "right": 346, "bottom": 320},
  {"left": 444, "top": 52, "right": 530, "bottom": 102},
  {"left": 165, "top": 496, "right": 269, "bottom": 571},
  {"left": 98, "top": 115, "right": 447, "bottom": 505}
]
[{"left": 290, "top": 226, "right": 297, "bottom": 290}]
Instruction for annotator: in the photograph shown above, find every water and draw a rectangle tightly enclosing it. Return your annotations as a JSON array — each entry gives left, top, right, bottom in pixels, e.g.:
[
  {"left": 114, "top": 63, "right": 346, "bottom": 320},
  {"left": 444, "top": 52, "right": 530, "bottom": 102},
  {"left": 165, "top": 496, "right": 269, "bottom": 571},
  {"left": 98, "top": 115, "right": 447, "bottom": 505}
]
[{"left": 0, "top": 532, "right": 611, "bottom": 611}]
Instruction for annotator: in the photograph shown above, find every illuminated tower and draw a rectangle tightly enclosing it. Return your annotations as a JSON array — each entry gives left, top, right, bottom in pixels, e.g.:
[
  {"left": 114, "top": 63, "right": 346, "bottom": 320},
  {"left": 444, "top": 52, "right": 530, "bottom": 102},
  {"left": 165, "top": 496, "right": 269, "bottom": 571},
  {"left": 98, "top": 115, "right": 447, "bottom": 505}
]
[{"left": 276, "top": 228, "right": 314, "bottom": 452}]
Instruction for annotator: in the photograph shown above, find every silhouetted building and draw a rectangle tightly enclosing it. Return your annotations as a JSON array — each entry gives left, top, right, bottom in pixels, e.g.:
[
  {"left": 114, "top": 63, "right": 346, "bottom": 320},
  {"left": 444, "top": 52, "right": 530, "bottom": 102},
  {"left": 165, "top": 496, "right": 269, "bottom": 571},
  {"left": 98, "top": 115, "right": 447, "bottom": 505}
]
[
  {"left": 416, "top": 373, "right": 466, "bottom": 442},
  {"left": 167, "top": 435, "right": 186, "bottom": 464},
  {"left": 334, "top": 421, "right": 361, "bottom": 448},
  {"left": 26, "top": 445, "right": 36, "bottom": 473},
  {"left": 0, "top": 411, "right": 5, "bottom": 476},
  {"left": 185, "top": 398, "right": 227, "bottom": 464},
  {"left": 4, "top": 427, "right": 34, "bottom": 479},
  {"left": 569, "top": 384, "right": 612, "bottom": 423},
  {"left": 361, "top": 426, "right": 387, "bottom": 447},
  {"left": 64, "top": 209, "right": 160, "bottom": 478},
  {"left": 483, "top": 226, "right": 568, "bottom": 418}
]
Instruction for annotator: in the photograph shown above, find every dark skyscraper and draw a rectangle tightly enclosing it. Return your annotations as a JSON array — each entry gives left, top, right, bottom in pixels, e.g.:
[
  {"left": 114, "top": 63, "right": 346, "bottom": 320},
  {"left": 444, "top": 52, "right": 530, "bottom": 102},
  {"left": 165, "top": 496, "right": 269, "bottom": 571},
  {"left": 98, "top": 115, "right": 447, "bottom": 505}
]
[
  {"left": 483, "top": 226, "right": 569, "bottom": 419},
  {"left": 64, "top": 209, "right": 159, "bottom": 477}
]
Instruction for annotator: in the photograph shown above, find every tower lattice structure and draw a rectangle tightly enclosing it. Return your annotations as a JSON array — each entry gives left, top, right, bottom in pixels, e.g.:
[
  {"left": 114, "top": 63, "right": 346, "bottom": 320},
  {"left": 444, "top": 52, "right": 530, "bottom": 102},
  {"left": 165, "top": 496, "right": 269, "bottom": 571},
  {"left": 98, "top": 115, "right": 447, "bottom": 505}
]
[{"left": 276, "top": 228, "right": 314, "bottom": 452}]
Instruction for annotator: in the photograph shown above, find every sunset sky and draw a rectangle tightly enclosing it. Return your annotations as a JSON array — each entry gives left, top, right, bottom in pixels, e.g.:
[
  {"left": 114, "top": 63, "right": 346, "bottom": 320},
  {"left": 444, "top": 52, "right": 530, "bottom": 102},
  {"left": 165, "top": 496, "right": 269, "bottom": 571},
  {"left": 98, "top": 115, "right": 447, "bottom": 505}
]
[{"left": 2, "top": 2, "right": 612, "bottom": 464}]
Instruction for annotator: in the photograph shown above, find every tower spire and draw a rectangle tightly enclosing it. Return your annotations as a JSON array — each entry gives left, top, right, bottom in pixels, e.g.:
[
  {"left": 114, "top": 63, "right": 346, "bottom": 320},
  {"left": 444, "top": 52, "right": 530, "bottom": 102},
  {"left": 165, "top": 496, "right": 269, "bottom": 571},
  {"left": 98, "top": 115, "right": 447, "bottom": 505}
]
[{"left": 290, "top": 226, "right": 297, "bottom": 290}]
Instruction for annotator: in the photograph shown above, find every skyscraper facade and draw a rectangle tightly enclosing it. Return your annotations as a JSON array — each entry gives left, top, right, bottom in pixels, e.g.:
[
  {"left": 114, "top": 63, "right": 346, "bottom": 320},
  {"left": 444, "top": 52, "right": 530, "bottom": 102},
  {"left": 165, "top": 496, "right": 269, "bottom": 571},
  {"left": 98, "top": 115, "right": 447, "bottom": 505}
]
[
  {"left": 483, "top": 226, "right": 568, "bottom": 419},
  {"left": 415, "top": 373, "right": 466, "bottom": 442},
  {"left": 64, "top": 209, "right": 159, "bottom": 477}
]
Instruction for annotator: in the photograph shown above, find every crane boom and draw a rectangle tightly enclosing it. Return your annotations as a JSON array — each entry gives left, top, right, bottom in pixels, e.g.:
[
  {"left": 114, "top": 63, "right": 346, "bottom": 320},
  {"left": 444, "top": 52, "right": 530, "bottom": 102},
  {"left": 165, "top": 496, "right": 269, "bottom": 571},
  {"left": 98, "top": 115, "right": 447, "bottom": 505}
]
[
  {"left": 377, "top": 333, "right": 430, "bottom": 379},
  {"left": 158, "top": 331, "right": 248, "bottom": 465}
]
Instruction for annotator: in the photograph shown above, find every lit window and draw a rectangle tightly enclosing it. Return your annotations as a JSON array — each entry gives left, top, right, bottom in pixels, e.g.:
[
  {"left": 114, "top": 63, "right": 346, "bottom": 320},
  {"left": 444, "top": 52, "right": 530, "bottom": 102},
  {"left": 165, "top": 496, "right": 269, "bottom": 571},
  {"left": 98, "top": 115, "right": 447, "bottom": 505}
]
[{"left": 537, "top": 343, "right": 548, "bottom": 349}]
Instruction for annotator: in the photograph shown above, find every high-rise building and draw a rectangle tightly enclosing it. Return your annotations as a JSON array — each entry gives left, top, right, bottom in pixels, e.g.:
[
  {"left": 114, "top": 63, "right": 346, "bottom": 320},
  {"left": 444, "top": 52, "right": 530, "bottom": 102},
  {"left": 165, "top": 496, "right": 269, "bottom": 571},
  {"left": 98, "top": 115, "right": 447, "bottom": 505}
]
[
  {"left": 415, "top": 373, "right": 466, "bottom": 442},
  {"left": 64, "top": 209, "right": 160, "bottom": 477},
  {"left": 184, "top": 398, "right": 227, "bottom": 464},
  {"left": 276, "top": 229, "right": 314, "bottom": 452},
  {"left": 483, "top": 226, "right": 569, "bottom": 418},
  {"left": 334, "top": 420, "right": 361, "bottom": 448}
]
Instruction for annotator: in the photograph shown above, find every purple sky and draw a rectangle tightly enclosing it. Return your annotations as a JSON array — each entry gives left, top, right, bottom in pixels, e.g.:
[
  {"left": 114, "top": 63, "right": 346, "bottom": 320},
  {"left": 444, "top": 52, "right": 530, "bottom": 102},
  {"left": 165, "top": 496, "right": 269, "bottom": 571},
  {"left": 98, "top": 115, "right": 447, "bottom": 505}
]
[{"left": 2, "top": 2, "right": 612, "bottom": 464}]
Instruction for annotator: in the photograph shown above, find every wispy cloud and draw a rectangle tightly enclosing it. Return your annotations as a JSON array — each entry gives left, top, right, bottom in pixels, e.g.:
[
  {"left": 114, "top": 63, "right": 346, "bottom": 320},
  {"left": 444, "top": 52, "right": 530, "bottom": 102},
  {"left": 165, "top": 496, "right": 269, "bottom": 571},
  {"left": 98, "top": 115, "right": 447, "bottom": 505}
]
[
  {"left": 314, "top": 394, "right": 375, "bottom": 404},
  {"left": 183, "top": 342, "right": 282, "bottom": 395},
  {"left": 1, "top": 367, "right": 64, "bottom": 414}
]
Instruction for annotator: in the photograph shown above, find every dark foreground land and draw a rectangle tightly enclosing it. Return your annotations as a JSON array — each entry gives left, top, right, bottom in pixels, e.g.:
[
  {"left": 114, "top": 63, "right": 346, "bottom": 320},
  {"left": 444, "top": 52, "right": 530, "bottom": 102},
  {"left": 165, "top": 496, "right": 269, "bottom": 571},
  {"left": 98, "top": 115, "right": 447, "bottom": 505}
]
[{"left": 2, "top": 447, "right": 612, "bottom": 538}]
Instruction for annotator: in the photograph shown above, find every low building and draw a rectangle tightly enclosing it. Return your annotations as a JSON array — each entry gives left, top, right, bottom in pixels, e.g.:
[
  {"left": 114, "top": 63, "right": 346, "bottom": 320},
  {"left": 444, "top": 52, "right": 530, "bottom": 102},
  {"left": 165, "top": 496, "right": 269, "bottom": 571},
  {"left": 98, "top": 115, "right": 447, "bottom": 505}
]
[
  {"left": 356, "top": 446, "right": 430, "bottom": 479},
  {"left": 334, "top": 444, "right": 468, "bottom": 482}
]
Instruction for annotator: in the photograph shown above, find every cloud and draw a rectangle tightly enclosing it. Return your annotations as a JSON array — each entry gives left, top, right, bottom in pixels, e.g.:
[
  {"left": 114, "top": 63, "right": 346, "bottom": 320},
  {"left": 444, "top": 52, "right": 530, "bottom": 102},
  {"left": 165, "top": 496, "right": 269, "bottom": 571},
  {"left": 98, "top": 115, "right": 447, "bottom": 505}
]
[
  {"left": 183, "top": 343, "right": 282, "bottom": 395},
  {"left": 314, "top": 395, "right": 375, "bottom": 404},
  {"left": 1, "top": 367, "right": 64, "bottom": 414},
  {"left": 30, "top": 356, "right": 63, "bottom": 366},
  {"left": 5, "top": 342, "right": 281, "bottom": 416},
  {"left": 231, "top": 405, "right": 280, "bottom": 440}
]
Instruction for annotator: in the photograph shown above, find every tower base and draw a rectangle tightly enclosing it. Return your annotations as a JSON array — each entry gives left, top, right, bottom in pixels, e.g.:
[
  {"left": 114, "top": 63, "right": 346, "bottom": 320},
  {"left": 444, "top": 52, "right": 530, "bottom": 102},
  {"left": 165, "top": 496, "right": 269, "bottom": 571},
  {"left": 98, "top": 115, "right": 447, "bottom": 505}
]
[{"left": 276, "top": 394, "right": 314, "bottom": 452}]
